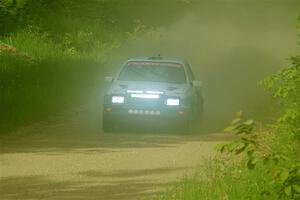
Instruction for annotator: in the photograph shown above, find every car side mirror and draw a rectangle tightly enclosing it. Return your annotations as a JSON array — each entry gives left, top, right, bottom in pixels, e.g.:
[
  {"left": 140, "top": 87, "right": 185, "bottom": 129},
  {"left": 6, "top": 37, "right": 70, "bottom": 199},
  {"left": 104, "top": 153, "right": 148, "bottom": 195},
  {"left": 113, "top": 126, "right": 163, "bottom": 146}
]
[
  {"left": 193, "top": 80, "right": 202, "bottom": 88},
  {"left": 104, "top": 76, "right": 114, "bottom": 83}
]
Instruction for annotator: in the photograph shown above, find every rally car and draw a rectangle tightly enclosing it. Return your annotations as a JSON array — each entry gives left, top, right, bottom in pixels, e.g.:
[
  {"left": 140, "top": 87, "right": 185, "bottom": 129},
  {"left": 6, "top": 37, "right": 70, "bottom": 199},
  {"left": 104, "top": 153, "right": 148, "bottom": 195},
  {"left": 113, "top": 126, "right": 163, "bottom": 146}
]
[{"left": 102, "top": 56, "right": 203, "bottom": 132}]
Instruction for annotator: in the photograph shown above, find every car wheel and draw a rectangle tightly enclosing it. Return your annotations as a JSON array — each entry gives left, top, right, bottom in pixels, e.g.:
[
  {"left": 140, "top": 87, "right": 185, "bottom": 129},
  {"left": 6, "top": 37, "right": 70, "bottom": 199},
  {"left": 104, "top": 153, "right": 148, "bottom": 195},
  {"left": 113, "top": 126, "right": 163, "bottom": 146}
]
[
  {"left": 179, "top": 113, "right": 195, "bottom": 134},
  {"left": 102, "top": 115, "right": 115, "bottom": 133}
]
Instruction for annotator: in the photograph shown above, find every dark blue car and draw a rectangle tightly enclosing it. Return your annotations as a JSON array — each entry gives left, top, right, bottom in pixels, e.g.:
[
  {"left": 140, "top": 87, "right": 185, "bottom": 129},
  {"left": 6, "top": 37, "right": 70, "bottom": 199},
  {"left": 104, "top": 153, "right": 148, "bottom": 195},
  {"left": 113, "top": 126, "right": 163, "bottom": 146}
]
[{"left": 102, "top": 56, "right": 203, "bottom": 132}]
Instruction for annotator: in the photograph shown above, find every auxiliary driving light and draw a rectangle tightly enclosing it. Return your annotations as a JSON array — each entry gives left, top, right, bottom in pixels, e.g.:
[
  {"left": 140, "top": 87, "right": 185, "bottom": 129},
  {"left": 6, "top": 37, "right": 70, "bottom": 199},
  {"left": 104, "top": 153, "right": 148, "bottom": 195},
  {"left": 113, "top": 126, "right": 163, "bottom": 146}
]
[
  {"left": 166, "top": 98, "right": 180, "bottom": 106},
  {"left": 112, "top": 96, "right": 124, "bottom": 104},
  {"left": 131, "top": 94, "right": 159, "bottom": 99},
  {"left": 146, "top": 91, "right": 164, "bottom": 94}
]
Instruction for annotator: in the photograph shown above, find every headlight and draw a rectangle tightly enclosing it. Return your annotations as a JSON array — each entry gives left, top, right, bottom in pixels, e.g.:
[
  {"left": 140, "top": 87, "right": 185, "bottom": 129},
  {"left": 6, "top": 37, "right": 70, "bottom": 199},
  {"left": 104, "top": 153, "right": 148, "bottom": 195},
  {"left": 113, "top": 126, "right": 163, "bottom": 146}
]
[
  {"left": 166, "top": 98, "right": 180, "bottom": 106},
  {"left": 112, "top": 96, "right": 125, "bottom": 104}
]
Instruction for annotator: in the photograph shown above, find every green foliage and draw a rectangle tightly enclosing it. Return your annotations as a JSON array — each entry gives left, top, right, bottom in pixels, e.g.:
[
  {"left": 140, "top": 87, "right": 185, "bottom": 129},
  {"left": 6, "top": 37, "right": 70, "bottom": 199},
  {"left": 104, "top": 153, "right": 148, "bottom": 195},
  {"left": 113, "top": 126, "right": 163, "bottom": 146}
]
[
  {"left": 0, "top": 54, "right": 100, "bottom": 132},
  {"left": 217, "top": 113, "right": 259, "bottom": 170},
  {"left": 220, "top": 114, "right": 300, "bottom": 199},
  {"left": 0, "top": 0, "right": 192, "bottom": 37},
  {"left": 260, "top": 55, "right": 300, "bottom": 140}
]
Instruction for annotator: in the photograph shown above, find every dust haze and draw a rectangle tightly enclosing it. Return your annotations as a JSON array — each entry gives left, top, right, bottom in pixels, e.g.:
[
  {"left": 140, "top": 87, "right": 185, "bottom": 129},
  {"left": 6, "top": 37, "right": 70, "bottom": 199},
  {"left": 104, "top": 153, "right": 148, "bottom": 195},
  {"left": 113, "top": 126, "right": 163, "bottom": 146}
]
[{"left": 107, "top": 1, "right": 300, "bottom": 132}]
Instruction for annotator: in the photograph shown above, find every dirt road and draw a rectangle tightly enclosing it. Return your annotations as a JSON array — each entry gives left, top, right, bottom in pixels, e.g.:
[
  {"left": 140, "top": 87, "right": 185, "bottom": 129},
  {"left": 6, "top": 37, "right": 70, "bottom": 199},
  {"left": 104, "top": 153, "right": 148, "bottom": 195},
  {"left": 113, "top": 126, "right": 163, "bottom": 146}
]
[{"left": 0, "top": 104, "right": 230, "bottom": 200}]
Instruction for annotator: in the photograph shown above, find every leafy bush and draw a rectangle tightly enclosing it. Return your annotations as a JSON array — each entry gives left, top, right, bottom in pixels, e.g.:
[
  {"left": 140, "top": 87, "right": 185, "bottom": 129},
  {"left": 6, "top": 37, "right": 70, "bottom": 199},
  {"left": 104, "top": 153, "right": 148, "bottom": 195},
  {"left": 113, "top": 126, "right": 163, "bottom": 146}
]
[
  {"left": 219, "top": 114, "right": 299, "bottom": 199},
  {"left": 216, "top": 40, "right": 300, "bottom": 199},
  {"left": 261, "top": 55, "right": 300, "bottom": 140}
]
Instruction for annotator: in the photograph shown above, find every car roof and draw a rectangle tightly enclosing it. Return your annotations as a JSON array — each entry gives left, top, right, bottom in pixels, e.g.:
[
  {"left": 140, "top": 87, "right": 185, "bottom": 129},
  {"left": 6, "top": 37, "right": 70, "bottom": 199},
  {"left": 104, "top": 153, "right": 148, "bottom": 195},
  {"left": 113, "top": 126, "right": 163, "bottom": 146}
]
[{"left": 126, "top": 56, "right": 187, "bottom": 65}]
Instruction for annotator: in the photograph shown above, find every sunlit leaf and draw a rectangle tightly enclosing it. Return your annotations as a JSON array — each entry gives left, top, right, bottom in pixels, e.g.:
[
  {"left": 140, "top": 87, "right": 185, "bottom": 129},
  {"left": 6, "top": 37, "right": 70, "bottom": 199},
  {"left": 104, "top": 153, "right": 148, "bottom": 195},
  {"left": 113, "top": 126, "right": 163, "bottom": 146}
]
[
  {"left": 284, "top": 186, "right": 292, "bottom": 196},
  {"left": 224, "top": 125, "right": 235, "bottom": 133},
  {"left": 231, "top": 118, "right": 241, "bottom": 125},
  {"left": 235, "top": 144, "right": 246, "bottom": 155},
  {"left": 243, "top": 120, "right": 254, "bottom": 126},
  {"left": 280, "top": 171, "right": 289, "bottom": 183}
]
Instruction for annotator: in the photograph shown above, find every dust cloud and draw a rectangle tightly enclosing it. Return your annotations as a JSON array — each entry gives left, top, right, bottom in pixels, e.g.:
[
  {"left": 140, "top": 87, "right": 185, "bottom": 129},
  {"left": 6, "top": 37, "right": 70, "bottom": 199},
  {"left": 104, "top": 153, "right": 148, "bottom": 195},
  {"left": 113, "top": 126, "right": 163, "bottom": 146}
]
[{"left": 107, "top": 1, "right": 300, "bottom": 132}]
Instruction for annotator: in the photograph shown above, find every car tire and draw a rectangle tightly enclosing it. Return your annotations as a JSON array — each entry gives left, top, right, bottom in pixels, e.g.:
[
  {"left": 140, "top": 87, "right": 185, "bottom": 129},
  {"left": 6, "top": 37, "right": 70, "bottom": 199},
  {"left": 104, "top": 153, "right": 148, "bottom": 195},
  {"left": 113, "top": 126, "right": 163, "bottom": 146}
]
[
  {"left": 178, "top": 112, "right": 195, "bottom": 134},
  {"left": 102, "top": 114, "right": 115, "bottom": 133}
]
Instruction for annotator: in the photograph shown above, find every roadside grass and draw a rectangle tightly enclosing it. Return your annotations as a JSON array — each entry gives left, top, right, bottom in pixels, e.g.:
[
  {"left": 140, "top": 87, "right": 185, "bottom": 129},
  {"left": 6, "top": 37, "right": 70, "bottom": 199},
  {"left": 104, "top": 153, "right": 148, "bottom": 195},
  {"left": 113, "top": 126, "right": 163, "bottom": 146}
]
[
  {"left": 2, "top": 30, "right": 70, "bottom": 60},
  {"left": 156, "top": 154, "right": 273, "bottom": 200},
  {"left": 0, "top": 30, "right": 114, "bottom": 133}
]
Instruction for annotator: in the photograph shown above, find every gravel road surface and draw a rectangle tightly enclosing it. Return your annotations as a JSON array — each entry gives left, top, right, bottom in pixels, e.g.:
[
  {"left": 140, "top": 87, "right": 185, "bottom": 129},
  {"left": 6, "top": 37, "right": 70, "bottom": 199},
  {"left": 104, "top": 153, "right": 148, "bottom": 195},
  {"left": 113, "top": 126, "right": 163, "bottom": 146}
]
[{"left": 0, "top": 104, "right": 230, "bottom": 200}]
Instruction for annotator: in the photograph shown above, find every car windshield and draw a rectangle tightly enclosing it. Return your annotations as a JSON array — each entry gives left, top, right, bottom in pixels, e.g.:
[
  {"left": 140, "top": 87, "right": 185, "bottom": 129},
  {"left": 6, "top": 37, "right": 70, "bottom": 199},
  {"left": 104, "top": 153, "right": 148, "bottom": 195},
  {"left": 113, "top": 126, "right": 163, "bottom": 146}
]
[{"left": 118, "top": 61, "right": 186, "bottom": 84}]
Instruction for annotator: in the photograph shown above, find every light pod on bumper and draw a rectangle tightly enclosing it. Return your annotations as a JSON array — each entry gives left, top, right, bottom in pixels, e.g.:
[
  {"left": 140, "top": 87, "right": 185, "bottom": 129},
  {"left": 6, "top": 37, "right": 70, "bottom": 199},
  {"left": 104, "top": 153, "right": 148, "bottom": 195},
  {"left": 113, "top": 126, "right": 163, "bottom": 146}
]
[
  {"left": 165, "top": 98, "right": 180, "bottom": 106},
  {"left": 112, "top": 96, "right": 125, "bottom": 104},
  {"left": 131, "top": 94, "right": 159, "bottom": 99}
]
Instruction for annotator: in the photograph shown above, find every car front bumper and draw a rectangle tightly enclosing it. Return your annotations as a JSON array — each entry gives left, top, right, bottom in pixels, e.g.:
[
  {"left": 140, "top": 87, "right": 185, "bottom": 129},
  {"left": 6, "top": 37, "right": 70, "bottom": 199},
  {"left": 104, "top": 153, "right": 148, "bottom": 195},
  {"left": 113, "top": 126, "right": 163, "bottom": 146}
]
[{"left": 103, "top": 104, "right": 192, "bottom": 128}]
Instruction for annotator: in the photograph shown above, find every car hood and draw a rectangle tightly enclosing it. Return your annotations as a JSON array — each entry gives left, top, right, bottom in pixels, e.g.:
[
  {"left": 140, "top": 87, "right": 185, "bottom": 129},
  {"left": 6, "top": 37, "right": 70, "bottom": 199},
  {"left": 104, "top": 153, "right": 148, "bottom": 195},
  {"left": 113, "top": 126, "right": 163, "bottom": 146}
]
[{"left": 107, "top": 80, "right": 190, "bottom": 98}]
